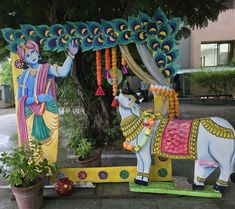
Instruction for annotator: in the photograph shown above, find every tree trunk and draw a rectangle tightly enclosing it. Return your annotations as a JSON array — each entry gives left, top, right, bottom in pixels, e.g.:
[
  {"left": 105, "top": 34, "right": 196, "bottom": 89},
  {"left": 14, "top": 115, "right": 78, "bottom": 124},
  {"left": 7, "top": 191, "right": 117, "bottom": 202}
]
[{"left": 71, "top": 52, "right": 114, "bottom": 145}]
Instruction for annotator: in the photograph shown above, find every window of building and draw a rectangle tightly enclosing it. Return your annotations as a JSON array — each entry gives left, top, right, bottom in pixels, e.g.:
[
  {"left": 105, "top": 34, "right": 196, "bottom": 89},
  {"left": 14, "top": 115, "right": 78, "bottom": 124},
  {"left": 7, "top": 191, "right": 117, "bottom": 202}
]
[
  {"left": 200, "top": 43, "right": 232, "bottom": 67},
  {"left": 224, "top": 0, "right": 235, "bottom": 9}
]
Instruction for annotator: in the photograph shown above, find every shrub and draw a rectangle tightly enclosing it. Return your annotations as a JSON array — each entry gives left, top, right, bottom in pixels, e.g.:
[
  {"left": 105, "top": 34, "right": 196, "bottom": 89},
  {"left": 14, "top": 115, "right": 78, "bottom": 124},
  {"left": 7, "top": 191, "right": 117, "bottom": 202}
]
[{"left": 191, "top": 69, "right": 235, "bottom": 97}]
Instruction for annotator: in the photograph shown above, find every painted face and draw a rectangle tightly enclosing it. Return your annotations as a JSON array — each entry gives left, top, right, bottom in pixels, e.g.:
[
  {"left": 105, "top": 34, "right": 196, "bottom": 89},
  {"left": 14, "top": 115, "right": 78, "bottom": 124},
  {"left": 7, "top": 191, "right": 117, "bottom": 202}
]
[
  {"left": 24, "top": 49, "right": 39, "bottom": 65},
  {"left": 117, "top": 93, "right": 136, "bottom": 108}
]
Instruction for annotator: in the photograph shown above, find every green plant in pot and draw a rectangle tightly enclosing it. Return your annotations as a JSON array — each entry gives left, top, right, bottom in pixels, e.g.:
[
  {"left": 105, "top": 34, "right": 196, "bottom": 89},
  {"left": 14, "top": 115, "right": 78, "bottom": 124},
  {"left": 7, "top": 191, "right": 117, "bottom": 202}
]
[
  {"left": 67, "top": 138, "right": 101, "bottom": 168},
  {"left": 0, "top": 141, "right": 57, "bottom": 209}
]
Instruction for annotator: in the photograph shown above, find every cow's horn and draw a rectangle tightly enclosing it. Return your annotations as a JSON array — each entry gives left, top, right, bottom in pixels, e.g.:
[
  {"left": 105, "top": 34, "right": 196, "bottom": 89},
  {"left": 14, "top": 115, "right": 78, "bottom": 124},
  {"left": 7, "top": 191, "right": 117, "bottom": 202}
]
[{"left": 139, "top": 98, "right": 144, "bottom": 103}]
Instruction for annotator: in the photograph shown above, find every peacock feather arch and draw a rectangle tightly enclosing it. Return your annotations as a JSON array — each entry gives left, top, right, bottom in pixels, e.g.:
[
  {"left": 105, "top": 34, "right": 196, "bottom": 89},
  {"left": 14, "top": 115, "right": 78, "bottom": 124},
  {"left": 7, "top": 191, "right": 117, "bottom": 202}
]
[{"left": 1, "top": 8, "right": 181, "bottom": 80}]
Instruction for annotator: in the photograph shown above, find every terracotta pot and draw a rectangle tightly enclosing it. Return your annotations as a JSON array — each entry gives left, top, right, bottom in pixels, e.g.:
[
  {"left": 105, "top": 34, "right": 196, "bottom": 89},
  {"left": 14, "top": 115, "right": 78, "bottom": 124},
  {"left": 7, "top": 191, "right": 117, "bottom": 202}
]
[
  {"left": 11, "top": 178, "right": 44, "bottom": 209},
  {"left": 76, "top": 149, "right": 101, "bottom": 167},
  {"left": 55, "top": 177, "right": 73, "bottom": 196}
]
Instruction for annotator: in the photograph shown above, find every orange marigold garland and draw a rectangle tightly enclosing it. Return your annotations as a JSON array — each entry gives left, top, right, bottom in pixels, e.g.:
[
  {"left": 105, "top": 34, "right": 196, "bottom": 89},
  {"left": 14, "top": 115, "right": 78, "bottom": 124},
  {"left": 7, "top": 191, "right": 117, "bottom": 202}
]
[
  {"left": 149, "top": 85, "right": 179, "bottom": 120},
  {"left": 121, "top": 53, "right": 128, "bottom": 74},
  {"left": 104, "top": 48, "right": 111, "bottom": 78},
  {"left": 95, "top": 50, "right": 105, "bottom": 96},
  {"left": 111, "top": 47, "right": 117, "bottom": 96}
]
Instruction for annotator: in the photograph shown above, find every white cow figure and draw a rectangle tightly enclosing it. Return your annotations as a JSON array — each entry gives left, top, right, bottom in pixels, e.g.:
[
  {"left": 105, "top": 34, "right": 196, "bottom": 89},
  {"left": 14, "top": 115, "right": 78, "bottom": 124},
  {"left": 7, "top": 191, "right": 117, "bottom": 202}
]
[{"left": 116, "top": 92, "right": 235, "bottom": 193}]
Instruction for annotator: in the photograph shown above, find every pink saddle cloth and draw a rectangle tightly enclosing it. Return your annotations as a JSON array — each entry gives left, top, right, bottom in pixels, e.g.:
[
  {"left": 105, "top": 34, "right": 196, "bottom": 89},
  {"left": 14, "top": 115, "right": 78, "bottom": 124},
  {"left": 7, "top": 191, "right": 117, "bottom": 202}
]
[{"left": 153, "top": 119, "right": 199, "bottom": 159}]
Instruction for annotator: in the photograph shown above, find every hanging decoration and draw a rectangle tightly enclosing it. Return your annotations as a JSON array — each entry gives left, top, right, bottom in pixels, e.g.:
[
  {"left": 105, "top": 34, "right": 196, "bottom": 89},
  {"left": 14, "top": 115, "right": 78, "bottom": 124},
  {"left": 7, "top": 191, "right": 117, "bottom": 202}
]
[
  {"left": 105, "top": 48, "right": 111, "bottom": 78},
  {"left": 149, "top": 85, "right": 179, "bottom": 120},
  {"left": 95, "top": 50, "right": 105, "bottom": 96},
  {"left": 111, "top": 47, "right": 118, "bottom": 96},
  {"left": 121, "top": 54, "right": 128, "bottom": 75},
  {"left": 1, "top": 8, "right": 180, "bottom": 79}
]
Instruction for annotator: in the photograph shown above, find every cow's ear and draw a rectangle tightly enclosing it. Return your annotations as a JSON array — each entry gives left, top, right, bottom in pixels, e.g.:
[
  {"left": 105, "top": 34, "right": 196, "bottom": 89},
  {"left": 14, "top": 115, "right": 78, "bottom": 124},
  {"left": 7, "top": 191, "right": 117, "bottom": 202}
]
[{"left": 131, "top": 103, "right": 140, "bottom": 116}]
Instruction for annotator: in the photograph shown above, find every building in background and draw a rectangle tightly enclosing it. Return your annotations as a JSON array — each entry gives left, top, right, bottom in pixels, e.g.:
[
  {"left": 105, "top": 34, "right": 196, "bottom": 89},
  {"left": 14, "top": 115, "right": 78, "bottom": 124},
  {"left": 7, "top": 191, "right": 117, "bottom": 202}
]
[{"left": 176, "top": 0, "right": 235, "bottom": 97}]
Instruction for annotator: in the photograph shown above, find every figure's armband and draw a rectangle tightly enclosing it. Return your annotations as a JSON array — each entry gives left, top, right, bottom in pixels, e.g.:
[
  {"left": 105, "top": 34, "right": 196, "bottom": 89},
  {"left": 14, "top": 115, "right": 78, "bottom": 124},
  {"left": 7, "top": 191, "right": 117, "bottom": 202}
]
[{"left": 48, "top": 64, "right": 59, "bottom": 77}]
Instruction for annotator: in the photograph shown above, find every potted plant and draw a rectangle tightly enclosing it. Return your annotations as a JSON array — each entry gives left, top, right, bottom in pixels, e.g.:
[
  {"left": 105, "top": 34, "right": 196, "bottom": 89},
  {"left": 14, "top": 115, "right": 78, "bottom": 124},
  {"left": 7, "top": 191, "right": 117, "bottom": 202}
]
[
  {"left": 67, "top": 138, "right": 101, "bottom": 167},
  {"left": 0, "top": 141, "right": 57, "bottom": 209}
]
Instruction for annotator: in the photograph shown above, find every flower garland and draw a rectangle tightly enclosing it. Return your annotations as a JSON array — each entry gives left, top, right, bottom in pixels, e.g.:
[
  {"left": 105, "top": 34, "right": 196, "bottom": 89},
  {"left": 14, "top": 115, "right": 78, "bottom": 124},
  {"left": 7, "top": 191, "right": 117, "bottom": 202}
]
[
  {"left": 95, "top": 50, "right": 105, "bottom": 96},
  {"left": 111, "top": 47, "right": 117, "bottom": 96},
  {"left": 105, "top": 48, "right": 111, "bottom": 78},
  {"left": 149, "top": 85, "right": 179, "bottom": 120},
  {"left": 123, "top": 110, "right": 162, "bottom": 152},
  {"left": 121, "top": 53, "right": 128, "bottom": 74}
]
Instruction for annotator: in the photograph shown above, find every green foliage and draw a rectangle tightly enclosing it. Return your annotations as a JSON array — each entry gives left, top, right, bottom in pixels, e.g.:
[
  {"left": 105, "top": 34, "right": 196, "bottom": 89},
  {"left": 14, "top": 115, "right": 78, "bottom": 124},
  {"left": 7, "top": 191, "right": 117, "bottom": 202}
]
[
  {"left": 56, "top": 76, "right": 80, "bottom": 108},
  {"left": 0, "top": 141, "right": 57, "bottom": 187},
  {"left": 61, "top": 110, "right": 89, "bottom": 141},
  {"left": 228, "top": 57, "right": 235, "bottom": 67},
  {"left": 67, "top": 138, "right": 94, "bottom": 160},
  {"left": 0, "top": 60, "right": 12, "bottom": 86},
  {"left": 103, "top": 111, "right": 122, "bottom": 144},
  {"left": 191, "top": 69, "right": 235, "bottom": 97}
]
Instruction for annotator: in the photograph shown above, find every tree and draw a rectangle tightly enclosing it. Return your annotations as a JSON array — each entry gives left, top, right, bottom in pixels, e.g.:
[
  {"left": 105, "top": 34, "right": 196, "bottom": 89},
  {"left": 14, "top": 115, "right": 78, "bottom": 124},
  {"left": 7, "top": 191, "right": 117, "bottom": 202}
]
[
  {"left": 0, "top": 60, "right": 12, "bottom": 86},
  {"left": 0, "top": 0, "right": 229, "bottom": 144}
]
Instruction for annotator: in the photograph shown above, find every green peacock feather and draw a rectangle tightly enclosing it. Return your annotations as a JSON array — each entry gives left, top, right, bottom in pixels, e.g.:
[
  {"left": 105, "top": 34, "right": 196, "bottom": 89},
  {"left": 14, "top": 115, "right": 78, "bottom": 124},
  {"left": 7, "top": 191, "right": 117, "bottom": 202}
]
[{"left": 1, "top": 8, "right": 180, "bottom": 77}]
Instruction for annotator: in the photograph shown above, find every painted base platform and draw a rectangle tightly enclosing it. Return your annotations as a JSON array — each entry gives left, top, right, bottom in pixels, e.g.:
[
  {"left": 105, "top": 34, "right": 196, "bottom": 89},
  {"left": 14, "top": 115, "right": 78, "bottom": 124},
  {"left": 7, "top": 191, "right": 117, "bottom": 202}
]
[{"left": 129, "top": 182, "right": 222, "bottom": 198}]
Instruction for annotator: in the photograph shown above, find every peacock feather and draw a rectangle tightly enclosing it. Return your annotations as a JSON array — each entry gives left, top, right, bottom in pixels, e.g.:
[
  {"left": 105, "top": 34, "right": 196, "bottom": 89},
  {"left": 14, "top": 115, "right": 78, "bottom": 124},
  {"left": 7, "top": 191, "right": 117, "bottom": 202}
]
[
  {"left": 101, "top": 20, "right": 115, "bottom": 36},
  {"left": 168, "top": 18, "right": 181, "bottom": 36},
  {"left": 103, "top": 34, "right": 118, "bottom": 48},
  {"left": 57, "top": 34, "right": 70, "bottom": 52},
  {"left": 43, "top": 37, "right": 57, "bottom": 51},
  {"left": 92, "top": 34, "right": 105, "bottom": 50},
  {"left": 166, "top": 49, "right": 179, "bottom": 64},
  {"left": 161, "top": 36, "right": 175, "bottom": 53},
  {"left": 65, "top": 22, "right": 77, "bottom": 36},
  {"left": 87, "top": 21, "right": 102, "bottom": 36},
  {"left": 154, "top": 50, "right": 167, "bottom": 68},
  {"left": 118, "top": 30, "right": 132, "bottom": 45},
  {"left": 74, "top": 22, "right": 89, "bottom": 38},
  {"left": 162, "top": 64, "right": 179, "bottom": 78},
  {"left": 20, "top": 24, "right": 37, "bottom": 38},
  {"left": 1, "top": 8, "right": 180, "bottom": 77},
  {"left": 131, "top": 30, "right": 147, "bottom": 44},
  {"left": 1, "top": 28, "right": 15, "bottom": 42},
  {"left": 113, "top": 18, "right": 128, "bottom": 32},
  {"left": 50, "top": 24, "right": 64, "bottom": 37},
  {"left": 138, "top": 12, "right": 152, "bottom": 28},
  {"left": 14, "top": 30, "right": 25, "bottom": 40},
  {"left": 6, "top": 42, "right": 18, "bottom": 53},
  {"left": 147, "top": 36, "right": 161, "bottom": 52},
  {"left": 128, "top": 16, "right": 142, "bottom": 32},
  {"left": 146, "top": 22, "right": 158, "bottom": 36},
  {"left": 36, "top": 25, "right": 51, "bottom": 38},
  {"left": 153, "top": 8, "right": 167, "bottom": 26},
  {"left": 158, "top": 23, "right": 171, "bottom": 40},
  {"left": 81, "top": 34, "right": 94, "bottom": 52}
]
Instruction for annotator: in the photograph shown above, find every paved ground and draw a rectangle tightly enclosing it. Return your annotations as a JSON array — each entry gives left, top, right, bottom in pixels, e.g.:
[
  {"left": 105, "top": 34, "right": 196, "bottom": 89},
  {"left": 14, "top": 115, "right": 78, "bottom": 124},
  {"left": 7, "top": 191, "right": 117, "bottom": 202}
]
[{"left": 0, "top": 104, "right": 235, "bottom": 209}]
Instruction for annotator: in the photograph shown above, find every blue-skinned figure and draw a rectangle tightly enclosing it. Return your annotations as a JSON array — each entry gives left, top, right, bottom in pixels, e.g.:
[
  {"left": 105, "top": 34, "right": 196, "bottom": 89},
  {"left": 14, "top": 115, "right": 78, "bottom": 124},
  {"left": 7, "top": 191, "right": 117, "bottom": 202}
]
[{"left": 17, "top": 39, "right": 78, "bottom": 163}]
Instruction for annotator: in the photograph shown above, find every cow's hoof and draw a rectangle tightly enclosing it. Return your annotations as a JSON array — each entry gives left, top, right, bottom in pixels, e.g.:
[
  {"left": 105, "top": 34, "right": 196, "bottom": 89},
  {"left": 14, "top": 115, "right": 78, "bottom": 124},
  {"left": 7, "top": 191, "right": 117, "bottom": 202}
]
[
  {"left": 134, "top": 178, "right": 148, "bottom": 186},
  {"left": 230, "top": 173, "right": 235, "bottom": 183},
  {"left": 213, "top": 184, "right": 228, "bottom": 194},
  {"left": 192, "top": 183, "right": 205, "bottom": 190}
]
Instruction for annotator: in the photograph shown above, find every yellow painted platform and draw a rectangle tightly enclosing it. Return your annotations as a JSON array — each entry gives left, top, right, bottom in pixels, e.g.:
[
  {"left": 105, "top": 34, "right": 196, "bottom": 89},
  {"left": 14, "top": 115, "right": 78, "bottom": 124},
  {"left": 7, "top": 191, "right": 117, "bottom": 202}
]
[{"left": 52, "top": 160, "right": 172, "bottom": 183}]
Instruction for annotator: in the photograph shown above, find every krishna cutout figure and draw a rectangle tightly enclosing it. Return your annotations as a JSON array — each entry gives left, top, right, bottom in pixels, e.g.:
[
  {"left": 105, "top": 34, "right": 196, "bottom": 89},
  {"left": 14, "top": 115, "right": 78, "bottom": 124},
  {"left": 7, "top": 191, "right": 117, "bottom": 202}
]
[{"left": 17, "top": 39, "right": 78, "bottom": 163}]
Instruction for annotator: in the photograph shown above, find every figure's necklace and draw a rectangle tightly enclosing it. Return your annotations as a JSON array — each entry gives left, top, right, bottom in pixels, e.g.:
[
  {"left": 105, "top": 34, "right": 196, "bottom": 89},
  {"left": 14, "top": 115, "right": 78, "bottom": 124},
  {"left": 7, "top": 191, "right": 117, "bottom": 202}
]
[
  {"left": 29, "top": 66, "right": 40, "bottom": 76},
  {"left": 120, "top": 111, "right": 144, "bottom": 142}
]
